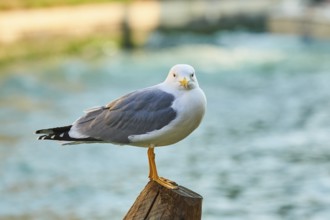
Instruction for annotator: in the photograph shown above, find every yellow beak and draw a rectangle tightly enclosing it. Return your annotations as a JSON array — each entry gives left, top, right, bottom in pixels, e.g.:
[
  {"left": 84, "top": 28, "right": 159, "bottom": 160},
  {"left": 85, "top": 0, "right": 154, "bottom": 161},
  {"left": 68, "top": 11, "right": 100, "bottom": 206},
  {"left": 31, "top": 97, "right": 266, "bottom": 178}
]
[{"left": 179, "top": 77, "right": 189, "bottom": 89}]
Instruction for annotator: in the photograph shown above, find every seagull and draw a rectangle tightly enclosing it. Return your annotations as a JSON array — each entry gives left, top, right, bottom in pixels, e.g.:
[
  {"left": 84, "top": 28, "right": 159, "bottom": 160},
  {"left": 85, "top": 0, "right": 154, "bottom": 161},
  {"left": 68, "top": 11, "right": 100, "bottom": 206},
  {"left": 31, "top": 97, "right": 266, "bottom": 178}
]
[{"left": 35, "top": 64, "right": 206, "bottom": 189}]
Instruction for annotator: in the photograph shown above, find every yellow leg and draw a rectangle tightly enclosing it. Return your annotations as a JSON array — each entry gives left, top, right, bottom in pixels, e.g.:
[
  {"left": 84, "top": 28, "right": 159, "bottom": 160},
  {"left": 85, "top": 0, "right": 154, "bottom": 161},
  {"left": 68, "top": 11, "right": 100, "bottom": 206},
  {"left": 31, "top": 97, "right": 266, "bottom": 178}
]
[
  {"left": 147, "top": 146, "right": 178, "bottom": 189},
  {"left": 148, "top": 147, "right": 153, "bottom": 179}
]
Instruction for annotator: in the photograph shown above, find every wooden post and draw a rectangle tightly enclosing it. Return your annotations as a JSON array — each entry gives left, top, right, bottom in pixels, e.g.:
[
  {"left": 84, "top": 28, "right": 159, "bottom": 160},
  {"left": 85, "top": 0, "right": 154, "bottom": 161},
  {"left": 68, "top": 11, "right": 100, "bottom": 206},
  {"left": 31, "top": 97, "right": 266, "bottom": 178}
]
[{"left": 123, "top": 181, "right": 203, "bottom": 220}]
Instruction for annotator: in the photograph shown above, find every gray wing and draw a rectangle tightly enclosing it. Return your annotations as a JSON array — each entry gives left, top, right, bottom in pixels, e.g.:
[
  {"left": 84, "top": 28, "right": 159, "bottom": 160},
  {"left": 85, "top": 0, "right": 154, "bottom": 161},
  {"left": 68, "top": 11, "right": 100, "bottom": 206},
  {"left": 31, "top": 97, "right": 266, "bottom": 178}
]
[{"left": 73, "top": 88, "right": 177, "bottom": 144}]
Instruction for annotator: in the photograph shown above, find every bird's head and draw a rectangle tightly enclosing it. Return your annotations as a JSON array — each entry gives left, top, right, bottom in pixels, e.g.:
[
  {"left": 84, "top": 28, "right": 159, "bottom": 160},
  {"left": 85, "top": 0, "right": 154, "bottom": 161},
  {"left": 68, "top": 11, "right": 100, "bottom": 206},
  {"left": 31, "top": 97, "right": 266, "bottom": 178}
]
[{"left": 165, "top": 64, "right": 199, "bottom": 90}]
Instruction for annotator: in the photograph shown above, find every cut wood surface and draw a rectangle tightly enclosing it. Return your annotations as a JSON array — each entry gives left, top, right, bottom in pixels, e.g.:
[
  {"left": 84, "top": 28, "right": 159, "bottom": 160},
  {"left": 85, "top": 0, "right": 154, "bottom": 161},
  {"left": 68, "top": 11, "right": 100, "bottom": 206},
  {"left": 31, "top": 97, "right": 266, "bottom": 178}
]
[{"left": 124, "top": 181, "right": 203, "bottom": 220}]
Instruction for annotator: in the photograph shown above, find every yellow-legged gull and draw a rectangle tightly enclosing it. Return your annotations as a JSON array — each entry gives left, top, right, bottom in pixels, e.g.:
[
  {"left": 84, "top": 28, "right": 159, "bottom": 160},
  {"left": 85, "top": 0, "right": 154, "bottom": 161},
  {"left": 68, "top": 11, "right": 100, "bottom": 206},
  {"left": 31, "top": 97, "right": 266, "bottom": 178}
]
[{"left": 35, "top": 64, "right": 206, "bottom": 189}]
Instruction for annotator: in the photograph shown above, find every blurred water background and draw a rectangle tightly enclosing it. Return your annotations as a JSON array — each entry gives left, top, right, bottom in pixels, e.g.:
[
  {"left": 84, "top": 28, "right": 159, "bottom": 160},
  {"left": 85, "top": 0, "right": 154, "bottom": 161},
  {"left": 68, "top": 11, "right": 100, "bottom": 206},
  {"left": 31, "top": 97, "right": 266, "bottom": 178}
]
[{"left": 2, "top": 0, "right": 330, "bottom": 220}]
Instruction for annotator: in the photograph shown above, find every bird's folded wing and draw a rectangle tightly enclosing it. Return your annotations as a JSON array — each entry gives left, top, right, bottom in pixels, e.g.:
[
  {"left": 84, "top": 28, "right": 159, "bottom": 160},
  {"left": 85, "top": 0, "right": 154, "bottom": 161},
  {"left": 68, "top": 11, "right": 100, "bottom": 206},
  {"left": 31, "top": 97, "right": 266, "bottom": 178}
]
[{"left": 71, "top": 89, "right": 177, "bottom": 144}]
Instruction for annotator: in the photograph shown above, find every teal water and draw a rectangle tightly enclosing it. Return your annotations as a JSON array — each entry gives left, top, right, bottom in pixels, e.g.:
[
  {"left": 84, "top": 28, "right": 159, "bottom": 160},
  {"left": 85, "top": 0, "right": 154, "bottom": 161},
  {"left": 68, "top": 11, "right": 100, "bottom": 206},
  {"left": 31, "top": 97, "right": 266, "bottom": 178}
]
[{"left": 1, "top": 32, "right": 330, "bottom": 219}]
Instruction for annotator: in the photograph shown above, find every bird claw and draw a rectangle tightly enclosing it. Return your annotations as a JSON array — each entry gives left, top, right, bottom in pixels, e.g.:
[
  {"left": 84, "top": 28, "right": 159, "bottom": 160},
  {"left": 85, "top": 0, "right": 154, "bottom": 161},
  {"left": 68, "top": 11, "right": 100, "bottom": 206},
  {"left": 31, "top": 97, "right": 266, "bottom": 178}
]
[{"left": 153, "top": 177, "right": 178, "bottom": 189}]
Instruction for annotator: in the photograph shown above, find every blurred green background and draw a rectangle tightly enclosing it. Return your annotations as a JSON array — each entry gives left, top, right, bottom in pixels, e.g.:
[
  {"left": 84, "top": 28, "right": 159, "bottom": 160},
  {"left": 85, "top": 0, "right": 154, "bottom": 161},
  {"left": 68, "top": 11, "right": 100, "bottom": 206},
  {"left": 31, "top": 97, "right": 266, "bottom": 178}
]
[{"left": 1, "top": 0, "right": 330, "bottom": 219}]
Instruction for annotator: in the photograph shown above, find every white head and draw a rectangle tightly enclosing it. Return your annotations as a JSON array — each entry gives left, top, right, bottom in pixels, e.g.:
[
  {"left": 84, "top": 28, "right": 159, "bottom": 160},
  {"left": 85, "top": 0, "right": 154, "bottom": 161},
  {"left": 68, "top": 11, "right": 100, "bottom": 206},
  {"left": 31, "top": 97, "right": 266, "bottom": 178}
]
[{"left": 165, "top": 64, "right": 199, "bottom": 90}]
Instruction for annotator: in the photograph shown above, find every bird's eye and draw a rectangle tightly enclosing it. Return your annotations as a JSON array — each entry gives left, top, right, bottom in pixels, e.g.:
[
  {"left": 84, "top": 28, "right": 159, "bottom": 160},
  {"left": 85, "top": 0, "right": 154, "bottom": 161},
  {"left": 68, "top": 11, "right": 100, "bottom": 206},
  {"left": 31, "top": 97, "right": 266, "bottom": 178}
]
[
  {"left": 173, "top": 73, "right": 176, "bottom": 77},
  {"left": 190, "top": 73, "right": 194, "bottom": 78}
]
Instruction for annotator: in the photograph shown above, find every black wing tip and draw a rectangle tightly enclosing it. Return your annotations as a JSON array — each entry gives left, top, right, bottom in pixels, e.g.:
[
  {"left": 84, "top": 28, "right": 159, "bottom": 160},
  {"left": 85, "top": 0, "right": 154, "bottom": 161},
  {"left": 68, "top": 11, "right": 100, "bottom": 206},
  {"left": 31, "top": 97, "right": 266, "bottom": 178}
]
[
  {"left": 34, "top": 125, "right": 72, "bottom": 135},
  {"left": 35, "top": 125, "right": 100, "bottom": 143},
  {"left": 35, "top": 128, "right": 53, "bottom": 135},
  {"left": 37, "top": 135, "right": 47, "bottom": 140},
  {"left": 36, "top": 132, "right": 101, "bottom": 143}
]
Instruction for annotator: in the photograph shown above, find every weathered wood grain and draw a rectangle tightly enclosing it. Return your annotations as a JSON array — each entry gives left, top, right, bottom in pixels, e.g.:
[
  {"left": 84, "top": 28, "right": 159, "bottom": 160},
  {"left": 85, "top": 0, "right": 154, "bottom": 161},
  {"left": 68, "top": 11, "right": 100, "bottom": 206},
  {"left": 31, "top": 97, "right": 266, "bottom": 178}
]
[{"left": 124, "top": 181, "right": 202, "bottom": 220}]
